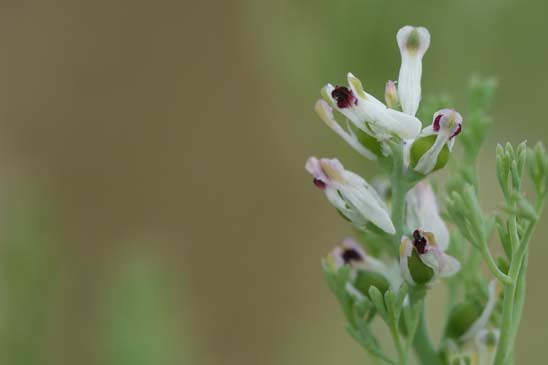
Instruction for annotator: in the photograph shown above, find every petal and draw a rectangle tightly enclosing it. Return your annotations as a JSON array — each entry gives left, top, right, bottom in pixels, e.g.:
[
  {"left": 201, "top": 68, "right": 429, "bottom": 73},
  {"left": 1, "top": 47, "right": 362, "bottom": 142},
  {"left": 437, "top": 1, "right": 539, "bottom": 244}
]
[
  {"left": 406, "top": 182, "right": 450, "bottom": 250},
  {"left": 314, "top": 99, "right": 378, "bottom": 160},
  {"left": 399, "top": 237, "right": 416, "bottom": 285},
  {"left": 397, "top": 26, "right": 430, "bottom": 116},
  {"left": 414, "top": 133, "right": 450, "bottom": 175},
  {"left": 385, "top": 108, "right": 422, "bottom": 139}
]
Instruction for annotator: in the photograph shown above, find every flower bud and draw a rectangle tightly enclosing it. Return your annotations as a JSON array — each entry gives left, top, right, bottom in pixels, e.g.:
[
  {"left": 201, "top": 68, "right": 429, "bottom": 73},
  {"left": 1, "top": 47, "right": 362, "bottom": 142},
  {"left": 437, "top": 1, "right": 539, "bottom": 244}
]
[
  {"left": 445, "top": 281, "right": 499, "bottom": 342},
  {"left": 385, "top": 80, "right": 400, "bottom": 109},
  {"left": 445, "top": 301, "right": 483, "bottom": 339},
  {"left": 410, "top": 109, "right": 463, "bottom": 175}
]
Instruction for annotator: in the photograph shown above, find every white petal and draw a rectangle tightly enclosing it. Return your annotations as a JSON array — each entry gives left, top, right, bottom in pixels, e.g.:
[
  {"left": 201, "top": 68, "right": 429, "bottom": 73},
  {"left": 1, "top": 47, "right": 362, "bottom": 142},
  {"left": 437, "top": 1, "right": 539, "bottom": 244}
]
[
  {"left": 399, "top": 238, "right": 416, "bottom": 285},
  {"left": 420, "top": 247, "right": 460, "bottom": 278},
  {"left": 347, "top": 73, "right": 421, "bottom": 139},
  {"left": 406, "top": 182, "right": 450, "bottom": 250},
  {"left": 386, "top": 108, "right": 422, "bottom": 139},
  {"left": 397, "top": 26, "right": 430, "bottom": 116},
  {"left": 314, "top": 99, "right": 378, "bottom": 160},
  {"left": 415, "top": 133, "right": 450, "bottom": 175}
]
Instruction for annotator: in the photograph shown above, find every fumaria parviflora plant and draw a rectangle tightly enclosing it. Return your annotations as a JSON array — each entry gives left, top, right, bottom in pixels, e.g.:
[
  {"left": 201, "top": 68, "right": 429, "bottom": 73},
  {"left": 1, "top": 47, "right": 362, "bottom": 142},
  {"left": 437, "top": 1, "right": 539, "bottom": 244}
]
[{"left": 305, "top": 25, "right": 548, "bottom": 365}]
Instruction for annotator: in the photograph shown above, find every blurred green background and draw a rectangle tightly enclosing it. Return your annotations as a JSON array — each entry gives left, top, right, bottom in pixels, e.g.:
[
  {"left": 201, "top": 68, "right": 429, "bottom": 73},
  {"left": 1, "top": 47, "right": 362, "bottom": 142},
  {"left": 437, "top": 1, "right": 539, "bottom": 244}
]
[{"left": 0, "top": 0, "right": 547, "bottom": 364}]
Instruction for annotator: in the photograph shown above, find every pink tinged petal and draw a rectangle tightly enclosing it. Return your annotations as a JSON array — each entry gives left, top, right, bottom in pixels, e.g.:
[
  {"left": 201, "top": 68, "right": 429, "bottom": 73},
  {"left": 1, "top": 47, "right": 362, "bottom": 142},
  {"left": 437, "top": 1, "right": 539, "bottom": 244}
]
[
  {"left": 433, "top": 109, "right": 464, "bottom": 139},
  {"left": 385, "top": 80, "right": 399, "bottom": 109},
  {"left": 305, "top": 156, "right": 330, "bottom": 188}
]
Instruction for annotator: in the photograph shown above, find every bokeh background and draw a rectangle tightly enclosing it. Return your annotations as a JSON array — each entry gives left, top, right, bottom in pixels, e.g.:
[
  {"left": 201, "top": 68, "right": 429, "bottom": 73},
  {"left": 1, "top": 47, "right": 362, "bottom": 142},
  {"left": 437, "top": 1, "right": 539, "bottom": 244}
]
[{"left": 0, "top": 0, "right": 547, "bottom": 364}]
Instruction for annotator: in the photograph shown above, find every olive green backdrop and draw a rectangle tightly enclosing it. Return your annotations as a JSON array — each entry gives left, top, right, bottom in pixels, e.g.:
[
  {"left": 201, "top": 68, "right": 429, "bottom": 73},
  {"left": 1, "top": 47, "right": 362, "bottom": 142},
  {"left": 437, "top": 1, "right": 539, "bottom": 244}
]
[{"left": 0, "top": 0, "right": 546, "bottom": 364}]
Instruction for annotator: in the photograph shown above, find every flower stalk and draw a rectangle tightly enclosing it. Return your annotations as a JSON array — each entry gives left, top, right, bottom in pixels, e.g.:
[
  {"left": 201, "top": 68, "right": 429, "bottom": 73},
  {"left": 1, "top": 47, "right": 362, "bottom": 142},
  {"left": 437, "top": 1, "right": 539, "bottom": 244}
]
[{"left": 305, "top": 25, "right": 547, "bottom": 365}]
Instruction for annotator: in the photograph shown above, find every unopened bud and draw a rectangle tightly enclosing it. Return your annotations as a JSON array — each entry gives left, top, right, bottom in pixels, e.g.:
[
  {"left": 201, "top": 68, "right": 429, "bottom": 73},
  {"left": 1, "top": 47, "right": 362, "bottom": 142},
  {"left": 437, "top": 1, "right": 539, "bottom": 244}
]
[{"left": 385, "top": 80, "right": 400, "bottom": 109}]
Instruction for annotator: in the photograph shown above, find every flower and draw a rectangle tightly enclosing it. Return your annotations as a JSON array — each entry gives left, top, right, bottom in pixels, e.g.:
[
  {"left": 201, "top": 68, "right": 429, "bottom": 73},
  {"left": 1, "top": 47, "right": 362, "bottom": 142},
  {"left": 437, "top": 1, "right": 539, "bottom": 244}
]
[
  {"left": 305, "top": 157, "right": 395, "bottom": 233},
  {"left": 328, "top": 238, "right": 402, "bottom": 297},
  {"left": 321, "top": 73, "right": 422, "bottom": 140},
  {"left": 406, "top": 182, "right": 450, "bottom": 250},
  {"left": 410, "top": 109, "right": 464, "bottom": 175},
  {"left": 397, "top": 26, "right": 431, "bottom": 116},
  {"left": 314, "top": 99, "right": 381, "bottom": 160},
  {"left": 400, "top": 229, "right": 460, "bottom": 285}
]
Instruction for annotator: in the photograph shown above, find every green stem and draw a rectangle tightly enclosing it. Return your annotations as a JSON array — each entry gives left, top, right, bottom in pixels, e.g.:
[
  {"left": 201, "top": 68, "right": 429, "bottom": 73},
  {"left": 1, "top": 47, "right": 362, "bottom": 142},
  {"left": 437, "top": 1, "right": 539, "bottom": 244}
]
[
  {"left": 413, "top": 306, "right": 444, "bottom": 365},
  {"left": 390, "top": 143, "right": 407, "bottom": 254},
  {"left": 409, "top": 287, "right": 444, "bottom": 365},
  {"left": 479, "top": 243, "right": 513, "bottom": 284}
]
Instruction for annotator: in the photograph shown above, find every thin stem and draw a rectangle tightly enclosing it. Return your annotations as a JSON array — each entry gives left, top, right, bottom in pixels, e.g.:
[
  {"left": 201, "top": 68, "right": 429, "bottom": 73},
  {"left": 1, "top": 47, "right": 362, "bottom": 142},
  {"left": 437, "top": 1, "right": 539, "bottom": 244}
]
[
  {"left": 409, "top": 286, "right": 444, "bottom": 365},
  {"left": 412, "top": 306, "right": 444, "bottom": 365},
  {"left": 390, "top": 142, "right": 407, "bottom": 254},
  {"left": 479, "top": 243, "right": 513, "bottom": 284},
  {"left": 388, "top": 317, "right": 406, "bottom": 365}
]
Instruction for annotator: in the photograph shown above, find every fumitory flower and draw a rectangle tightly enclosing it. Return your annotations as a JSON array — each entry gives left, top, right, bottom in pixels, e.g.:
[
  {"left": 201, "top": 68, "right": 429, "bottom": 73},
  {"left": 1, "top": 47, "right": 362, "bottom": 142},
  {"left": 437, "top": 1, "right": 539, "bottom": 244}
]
[
  {"left": 320, "top": 73, "right": 422, "bottom": 141},
  {"left": 400, "top": 229, "right": 460, "bottom": 286},
  {"left": 410, "top": 108, "right": 464, "bottom": 175},
  {"left": 397, "top": 26, "right": 431, "bottom": 116},
  {"left": 305, "top": 157, "right": 395, "bottom": 234},
  {"left": 328, "top": 238, "right": 401, "bottom": 298}
]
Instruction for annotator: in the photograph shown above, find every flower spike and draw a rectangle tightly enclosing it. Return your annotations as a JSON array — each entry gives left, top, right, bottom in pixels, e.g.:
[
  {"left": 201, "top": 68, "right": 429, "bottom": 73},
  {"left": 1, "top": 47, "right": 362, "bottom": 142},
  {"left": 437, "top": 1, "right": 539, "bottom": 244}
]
[
  {"left": 305, "top": 157, "right": 395, "bottom": 234},
  {"left": 397, "top": 25, "right": 431, "bottom": 116}
]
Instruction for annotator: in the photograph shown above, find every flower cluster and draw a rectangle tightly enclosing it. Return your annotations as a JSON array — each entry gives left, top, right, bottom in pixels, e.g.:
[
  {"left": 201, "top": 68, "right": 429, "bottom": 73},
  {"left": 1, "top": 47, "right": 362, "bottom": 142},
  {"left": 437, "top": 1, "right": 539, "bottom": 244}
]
[{"left": 304, "top": 25, "right": 547, "bottom": 365}]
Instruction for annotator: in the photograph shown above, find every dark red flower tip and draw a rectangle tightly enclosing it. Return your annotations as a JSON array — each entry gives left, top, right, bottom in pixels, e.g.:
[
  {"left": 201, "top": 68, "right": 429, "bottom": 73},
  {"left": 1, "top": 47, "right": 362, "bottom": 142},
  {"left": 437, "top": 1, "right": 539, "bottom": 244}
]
[
  {"left": 342, "top": 248, "right": 363, "bottom": 264},
  {"left": 313, "top": 178, "right": 326, "bottom": 189},
  {"left": 450, "top": 124, "right": 462, "bottom": 139},
  {"left": 331, "top": 86, "right": 358, "bottom": 109},
  {"left": 433, "top": 114, "right": 443, "bottom": 132},
  {"left": 412, "top": 230, "right": 428, "bottom": 254}
]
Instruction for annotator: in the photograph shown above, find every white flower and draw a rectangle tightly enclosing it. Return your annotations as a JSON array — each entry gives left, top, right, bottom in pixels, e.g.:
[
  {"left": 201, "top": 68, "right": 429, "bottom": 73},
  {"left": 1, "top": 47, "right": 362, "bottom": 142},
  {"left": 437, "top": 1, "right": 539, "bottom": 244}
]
[
  {"left": 314, "top": 99, "right": 378, "bottom": 160},
  {"left": 328, "top": 238, "right": 402, "bottom": 297},
  {"left": 414, "top": 108, "right": 463, "bottom": 175},
  {"left": 460, "top": 281, "right": 499, "bottom": 342},
  {"left": 397, "top": 26, "right": 431, "bottom": 116},
  {"left": 321, "top": 73, "right": 422, "bottom": 140},
  {"left": 400, "top": 229, "right": 460, "bottom": 286},
  {"left": 305, "top": 157, "right": 395, "bottom": 234},
  {"left": 406, "top": 182, "right": 450, "bottom": 250}
]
